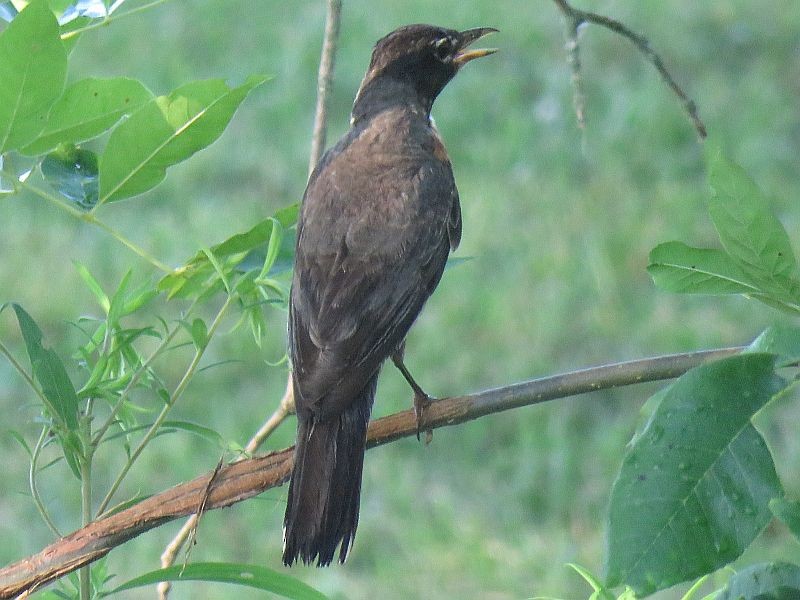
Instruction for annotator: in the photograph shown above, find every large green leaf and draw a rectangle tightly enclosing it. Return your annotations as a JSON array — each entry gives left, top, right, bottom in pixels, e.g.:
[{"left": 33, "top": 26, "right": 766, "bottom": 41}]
[
  {"left": 708, "top": 152, "right": 798, "bottom": 287},
  {"left": 717, "top": 562, "right": 800, "bottom": 600},
  {"left": 648, "top": 242, "right": 757, "bottom": 295},
  {"left": 21, "top": 77, "right": 153, "bottom": 155},
  {"left": 98, "top": 75, "right": 268, "bottom": 203},
  {"left": 605, "top": 354, "right": 785, "bottom": 596},
  {"left": 104, "top": 562, "right": 327, "bottom": 600},
  {"left": 0, "top": 0, "right": 67, "bottom": 153}
]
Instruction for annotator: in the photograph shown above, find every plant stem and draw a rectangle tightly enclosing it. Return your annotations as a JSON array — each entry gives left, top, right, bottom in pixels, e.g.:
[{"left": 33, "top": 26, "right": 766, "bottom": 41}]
[
  {"left": 0, "top": 339, "right": 47, "bottom": 406},
  {"left": 29, "top": 426, "right": 62, "bottom": 537},
  {"left": 96, "top": 294, "right": 235, "bottom": 515},
  {"left": 15, "top": 179, "right": 174, "bottom": 274},
  {"left": 78, "top": 403, "right": 94, "bottom": 600},
  {"left": 92, "top": 308, "right": 191, "bottom": 447},
  {"left": 61, "top": 0, "right": 174, "bottom": 40}
]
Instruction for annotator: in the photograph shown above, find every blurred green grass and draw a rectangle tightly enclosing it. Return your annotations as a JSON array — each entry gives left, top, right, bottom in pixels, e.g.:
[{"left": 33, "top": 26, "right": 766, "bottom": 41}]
[{"left": 1, "top": 0, "right": 800, "bottom": 598}]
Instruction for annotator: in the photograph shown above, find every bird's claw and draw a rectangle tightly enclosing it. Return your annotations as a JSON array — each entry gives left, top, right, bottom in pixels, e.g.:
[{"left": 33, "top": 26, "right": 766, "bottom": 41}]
[{"left": 413, "top": 391, "right": 434, "bottom": 444}]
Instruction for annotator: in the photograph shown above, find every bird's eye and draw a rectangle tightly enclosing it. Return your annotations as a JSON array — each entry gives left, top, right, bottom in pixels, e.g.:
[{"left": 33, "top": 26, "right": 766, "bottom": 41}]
[{"left": 433, "top": 37, "right": 453, "bottom": 62}]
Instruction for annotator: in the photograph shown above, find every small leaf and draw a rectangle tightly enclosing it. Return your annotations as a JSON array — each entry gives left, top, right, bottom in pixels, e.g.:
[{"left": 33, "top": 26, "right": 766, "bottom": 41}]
[
  {"left": 708, "top": 151, "right": 798, "bottom": 284},
  {"left": 162, "top": 420, "right": 224, "bottom": 448},
  {"left": 716, "top": 562, "right": 800, "bottom": 600},
  {"left": 21, "top": 77, "right": 153, "bottom": 155},
  {"left": 104, "top": 562, "right": 328, "bottom": 599},
  {"left": 189, "top": 318, "right": 208, "bottom": 350},
  {"left": 74, "top": 261, "right": 110, "bottom": 313},
  {"left": 99, "top": 75, "right": 268, "bottom": 203},
  {"left": 12, "top": 303, "right": 80, "bottom": 432},
  {"left": 648, "top": 242, "right": 757, "bottom": 295},
  {"left": 605, "top": 354, "right": 786, "bottom": 596},
  {"left": 0, "top": 0, "right": 67, "bottom": 153},
  {"left": 770, "top": 498, "right": 800, "bottom": 542},
  {"left": 41, "top": 145, "right": 99, "bottom": 209}
]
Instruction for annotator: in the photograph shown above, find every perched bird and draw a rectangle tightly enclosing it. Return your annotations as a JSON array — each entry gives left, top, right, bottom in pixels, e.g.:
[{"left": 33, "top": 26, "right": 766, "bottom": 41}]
[{"left": 283, "top": 24, "right": 496, "bottom": 567}]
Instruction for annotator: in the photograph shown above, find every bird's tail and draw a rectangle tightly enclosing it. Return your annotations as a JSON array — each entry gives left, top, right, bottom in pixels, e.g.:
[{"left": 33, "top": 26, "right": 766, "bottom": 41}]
[{"left": 282, "top": 376, "right": 376, "bottom": 566}]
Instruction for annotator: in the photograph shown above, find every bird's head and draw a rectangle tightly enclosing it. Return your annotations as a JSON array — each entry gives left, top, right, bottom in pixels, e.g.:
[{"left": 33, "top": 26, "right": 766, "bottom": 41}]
[{"left": 352, "top": 24, "right": 497, "bottom": 121}]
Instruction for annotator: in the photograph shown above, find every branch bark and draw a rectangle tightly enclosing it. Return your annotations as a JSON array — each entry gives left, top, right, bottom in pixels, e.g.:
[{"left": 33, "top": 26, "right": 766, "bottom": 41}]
[{"left": 0, "top": 346, "right": 742, "bottom": 598}]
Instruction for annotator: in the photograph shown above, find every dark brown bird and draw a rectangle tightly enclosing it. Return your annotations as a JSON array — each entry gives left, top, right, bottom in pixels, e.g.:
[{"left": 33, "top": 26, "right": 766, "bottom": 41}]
[{"left": 283, "top": 24, "right": 496, "bottom": 567}]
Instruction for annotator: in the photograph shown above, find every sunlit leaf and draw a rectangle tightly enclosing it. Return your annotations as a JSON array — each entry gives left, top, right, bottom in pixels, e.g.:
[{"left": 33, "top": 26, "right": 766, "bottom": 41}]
[
  {"left": 99, "top": 75, "right": 268, "bottom": 203},
  {"left": 22, "top": 77, "right": 152, "bottom": 155},
  {"left": 0, "top": 0, "right": 67, "bottom": 153}
]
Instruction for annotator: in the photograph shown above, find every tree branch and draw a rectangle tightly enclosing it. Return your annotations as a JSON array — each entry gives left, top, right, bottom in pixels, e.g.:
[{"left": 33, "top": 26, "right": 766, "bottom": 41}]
[
  {"left": 307, "top": 0, "right": 343, "bottom": 177},
  {"left": 0, "top": 346, "right": 742, "bottom": 598},
  {"left": 552, "top": 0, "right": 707, "bottom": 138}
]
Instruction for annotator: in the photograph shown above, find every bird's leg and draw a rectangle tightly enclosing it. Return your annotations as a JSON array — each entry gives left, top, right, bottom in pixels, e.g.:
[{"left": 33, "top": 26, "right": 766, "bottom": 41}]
[{"left": 391, "top": 348, "right": 433, "bottom": 442}]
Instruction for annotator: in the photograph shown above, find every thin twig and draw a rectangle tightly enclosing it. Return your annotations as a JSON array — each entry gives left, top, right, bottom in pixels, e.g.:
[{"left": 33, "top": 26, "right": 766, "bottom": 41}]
[
  {"left": 0, "top": 346, "right": 743, "bottom": 598},
  {"left": 157, "top": 363, "right": 294, "bottom": 599},
  {"left": 308, "top": 0, "right": 343, "bottom": 176},
  {"left": 552, "top": 0, "right": 707, "bottom": 138}
]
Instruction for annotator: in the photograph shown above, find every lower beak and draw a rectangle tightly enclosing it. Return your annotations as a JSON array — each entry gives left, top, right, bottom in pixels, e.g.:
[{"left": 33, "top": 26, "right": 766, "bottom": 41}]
[{"left": 454, "top": 27, "right": 499, "bottom": 66}]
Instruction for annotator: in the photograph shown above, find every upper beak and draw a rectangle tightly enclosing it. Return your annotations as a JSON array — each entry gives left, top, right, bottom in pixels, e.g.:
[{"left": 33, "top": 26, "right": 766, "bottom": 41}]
[{"left": 453, "top": 27, "right": 499, "bottom": 66}]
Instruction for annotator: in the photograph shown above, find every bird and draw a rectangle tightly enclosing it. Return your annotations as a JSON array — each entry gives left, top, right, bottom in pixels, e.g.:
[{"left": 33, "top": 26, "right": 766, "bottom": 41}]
[{"left": 282, "top": 23, "right": 497, "bottom": 567}]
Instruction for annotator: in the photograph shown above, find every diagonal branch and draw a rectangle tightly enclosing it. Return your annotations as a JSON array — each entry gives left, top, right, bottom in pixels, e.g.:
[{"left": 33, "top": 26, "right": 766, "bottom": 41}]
[
  {"left": 0, "top": 346, "right": 742, "bottom": 598},
  {"left": 552, "top": 0, "right": 707, "bottom": 138}
]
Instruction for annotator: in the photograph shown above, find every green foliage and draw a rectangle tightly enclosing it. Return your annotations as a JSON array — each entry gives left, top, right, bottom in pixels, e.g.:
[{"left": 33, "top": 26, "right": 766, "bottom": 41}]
[
  {"left": 716, "top": 562, "right": 800, "bottom": 600},
  {"left": 104, "top": 562, "right": 329, "bottom": 599},
  {"left": 605, "top": 354, "right": 785, "bottom": 595},
  {"left": 648, "top": 151, "right": 800, "bottom": 315}
]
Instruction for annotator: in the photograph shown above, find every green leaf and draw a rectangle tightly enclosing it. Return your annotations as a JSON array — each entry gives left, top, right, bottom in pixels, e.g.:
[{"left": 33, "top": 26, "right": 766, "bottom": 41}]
[
  {"left": 41, "top": 144, "right": 99, "bottom": 209},
  {"left": 770, "top": 498, "right": 800, "bottom": 542},
  {"left": 98, "top": 75, "right": 268, "bottom": 203},
  {"left": 647, "top": 242, "right": 758, "bottom": 295},
  {"left": 707, "top": 151, "right": 798, "bottom": 286},
  {"left": 12, "top": 303, "right": 80, "bottom": 432},
  {"left": 189, "top": 318, "right": 208, "bottom": 350},
  {"left": 0, "top": 0, "right": 67, "bottom": 153},
  {"left": 21, "top": 77, "right": 153, "bottom": 155},
  {"left": 748, "top": 325, "right": 800, "bottom": 367},
  {"left": 716, "top": 562, "right": 800, "bottom": 600},
  {"left": 103, "top": 562, "right": 328, "bottom": 599},
  {"left": 74, "top": 261, "right": 110, "bottom": 313},
  {"left": 162, "top": 420, "right": 224, "bottom": 448},
  {"left": 605, "top": 354, "right": 785, "bottom": 596},
  {"left": 567, "top": 563, "right": 615, "bottom": 600}
]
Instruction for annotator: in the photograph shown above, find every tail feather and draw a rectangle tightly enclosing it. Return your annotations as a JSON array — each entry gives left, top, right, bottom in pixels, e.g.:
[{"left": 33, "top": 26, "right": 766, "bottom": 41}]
[{"left": 283, "top": 376, "right": 376, "bottom": 566}]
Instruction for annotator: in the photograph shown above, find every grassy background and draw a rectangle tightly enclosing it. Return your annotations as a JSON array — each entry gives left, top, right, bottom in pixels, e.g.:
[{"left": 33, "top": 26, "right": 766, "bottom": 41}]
[{"left": 2, "top": 0, "right": 800, "bottom": 598}]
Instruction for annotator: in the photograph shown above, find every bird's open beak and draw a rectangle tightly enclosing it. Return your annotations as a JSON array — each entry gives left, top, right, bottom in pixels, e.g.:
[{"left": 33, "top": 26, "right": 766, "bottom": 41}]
[{"left": 453, "top": 27, "right": 499, "bottom": 66}]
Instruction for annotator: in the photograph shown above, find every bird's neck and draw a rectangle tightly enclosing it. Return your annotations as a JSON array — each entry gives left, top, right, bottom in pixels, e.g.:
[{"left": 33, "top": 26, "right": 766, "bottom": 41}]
[{"left": 351, "top": 77, "right": 432, "bottom": 125}]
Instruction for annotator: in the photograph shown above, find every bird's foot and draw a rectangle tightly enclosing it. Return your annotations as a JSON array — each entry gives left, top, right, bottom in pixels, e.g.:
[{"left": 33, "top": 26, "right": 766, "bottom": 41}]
[{"left": 413, "top": 390, "right": 434, "bottom": 444}]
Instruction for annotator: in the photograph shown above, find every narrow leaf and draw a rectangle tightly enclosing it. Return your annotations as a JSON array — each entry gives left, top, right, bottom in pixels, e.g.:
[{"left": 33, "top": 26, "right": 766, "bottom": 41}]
[
  {"left": 716, "top": 562, "right": 800, "bottom": 600},
  {"left": 74, "top": 261, "right": 110, "bottom": 313},
  {"left": 0, "top": 0, "right": 67, "bottom": 152},
  {"left": 104, "top": 562, "right": 327, "bottom": 599},
  {"left": 21, "top": 77, "right": 153, "bottom": 155},
  {"left": 189, "top": 318, "right": 208, "bottom": 350},
  {"left": 648, "top": 242, "right": 757, "bottom": 295},
  {"left": 12, "top": 303, "right": 80, "bottom": 431},
  {"left": 99, "top": 75, "right": 268, "bottom": 203},
  {"left": 605, "top": 354, "right": 785, "bottom": 595}
]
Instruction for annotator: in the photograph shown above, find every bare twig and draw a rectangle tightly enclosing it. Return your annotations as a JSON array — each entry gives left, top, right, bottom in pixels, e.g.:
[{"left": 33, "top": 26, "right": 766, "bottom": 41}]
[
  {"left": 308, "top": 0, "right": 343, "bottom": 176},
  {"left": 0, "top": 346, "right": 742, "bottom": 598},
  {"left": 552, "top": 0, "right": 707, "bottom": 138}
]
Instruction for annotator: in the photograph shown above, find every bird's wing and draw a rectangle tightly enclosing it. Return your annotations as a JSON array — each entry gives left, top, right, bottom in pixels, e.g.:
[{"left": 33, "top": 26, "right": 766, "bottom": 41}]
[{"left": 290, "top": 144, "right": 458, "bottom": 420}]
